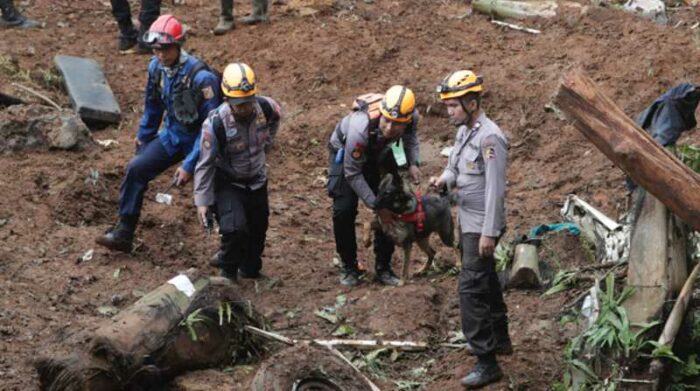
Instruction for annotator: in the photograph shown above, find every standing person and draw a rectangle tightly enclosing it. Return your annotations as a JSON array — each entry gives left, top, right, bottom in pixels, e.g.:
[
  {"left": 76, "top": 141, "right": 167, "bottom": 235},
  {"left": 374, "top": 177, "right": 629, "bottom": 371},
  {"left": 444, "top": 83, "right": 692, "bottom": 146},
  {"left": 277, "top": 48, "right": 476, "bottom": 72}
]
[
  {"left": 328, "top": 86, "right": 422, "bottom": 287},
  {"left": 194, "top": 63, "right": 282, "bottom": 281},
  {"left": 429, "top": 70, "right": 511, "bottom": 389},
  {"left": 214, "top": 0, "right": 269, "bottom": 34},
  {"left": 96, "top": 15, "right": 222, "bottom": 253},
  {"left": 110, "top": 0, "right": 161, "bottom": 53},
  {"left": 0, "top": 0, "right": 39, "bottom": 28}
]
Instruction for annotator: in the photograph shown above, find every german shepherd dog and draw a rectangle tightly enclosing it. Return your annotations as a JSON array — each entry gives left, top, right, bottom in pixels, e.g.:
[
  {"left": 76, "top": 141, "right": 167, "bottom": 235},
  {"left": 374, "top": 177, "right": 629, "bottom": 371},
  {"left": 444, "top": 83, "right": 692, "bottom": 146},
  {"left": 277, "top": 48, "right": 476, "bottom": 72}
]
[{"left": 363, "top": 171, "right": 455, "bottom": 284}]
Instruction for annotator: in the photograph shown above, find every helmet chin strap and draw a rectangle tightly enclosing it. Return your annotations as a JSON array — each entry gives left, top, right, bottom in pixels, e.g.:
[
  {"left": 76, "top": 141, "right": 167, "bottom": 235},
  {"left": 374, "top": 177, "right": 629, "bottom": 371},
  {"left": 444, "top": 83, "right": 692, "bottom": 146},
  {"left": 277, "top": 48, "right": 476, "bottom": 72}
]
[{"left": 458, "top": 97, "right": 476, "bottom": 127}]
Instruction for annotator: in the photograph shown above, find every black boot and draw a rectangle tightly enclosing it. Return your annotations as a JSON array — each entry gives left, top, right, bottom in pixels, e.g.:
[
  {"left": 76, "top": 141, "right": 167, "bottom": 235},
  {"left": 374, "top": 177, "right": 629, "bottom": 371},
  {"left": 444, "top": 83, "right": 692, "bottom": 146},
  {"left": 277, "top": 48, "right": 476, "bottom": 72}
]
[
  {"left": 96, "top": 216, "right": 136, "bottom": 253},
  {"left": 339, "top": 266, "right": 363, "bottom": 287},
  {"left": 460, "top": 355, "right": 503, "bottom": 389},
  {"left": 220, "top": 268, "right": 238, "bottom": 283},
  {"left": 0, "top": 0, "right": 39, "bottom": 28},
  {"left": 375, "top": 268, "right": 401, "bottom": 286}
]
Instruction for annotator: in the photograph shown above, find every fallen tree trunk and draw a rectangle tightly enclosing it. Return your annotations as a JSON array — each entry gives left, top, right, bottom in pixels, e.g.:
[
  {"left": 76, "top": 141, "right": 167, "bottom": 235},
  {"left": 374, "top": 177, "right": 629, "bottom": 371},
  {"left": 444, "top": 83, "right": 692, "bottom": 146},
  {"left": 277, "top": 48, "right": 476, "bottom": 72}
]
[
  {"left": 36, "top": 270, "right": 267, "bottom": 390},
  {"left": 553, "top": 69, "right": 700, "bottom": 231}
]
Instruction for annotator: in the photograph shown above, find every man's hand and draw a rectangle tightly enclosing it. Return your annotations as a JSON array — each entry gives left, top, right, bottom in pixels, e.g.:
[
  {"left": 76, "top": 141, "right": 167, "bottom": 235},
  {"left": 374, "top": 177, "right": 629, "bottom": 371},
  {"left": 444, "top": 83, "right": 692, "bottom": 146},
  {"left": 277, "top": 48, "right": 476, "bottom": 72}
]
[
  {"left": 428, "top": 176, "right": 443, "bottom": 192},
  {"left": 408, "top": 165, "right": 421, "bottom": 184},
  {"left": 479, "top": 235, "right": 496, "bottom": 258},
  {"left": 377, "top": 208, "right": 398, "bottom": 228},
  {"left": 175, "top": 166, "right": 192, "bottom": 187},
  {"left": 197, "top": 206, "right": 209, "bottom": 227}
]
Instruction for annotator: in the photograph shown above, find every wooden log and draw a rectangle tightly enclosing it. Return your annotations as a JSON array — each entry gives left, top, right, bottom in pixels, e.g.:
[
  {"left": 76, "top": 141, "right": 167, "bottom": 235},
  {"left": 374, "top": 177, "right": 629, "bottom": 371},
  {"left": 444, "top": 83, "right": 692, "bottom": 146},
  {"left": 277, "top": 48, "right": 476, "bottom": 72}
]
[
  {"left": 508, "top": 244, "right": 542, "bottom": 289},
  {"left": 553, "top": 69, "right": 700, "bottom": 231},
  {"left": 624, "top": 190, "right": 688, "bottom": 325},
  {"left": 36, "top": 271, "right": 266, "bottom": 390},
  {"left": 472, "top": 0, "right": 557, "bottom": 19}
]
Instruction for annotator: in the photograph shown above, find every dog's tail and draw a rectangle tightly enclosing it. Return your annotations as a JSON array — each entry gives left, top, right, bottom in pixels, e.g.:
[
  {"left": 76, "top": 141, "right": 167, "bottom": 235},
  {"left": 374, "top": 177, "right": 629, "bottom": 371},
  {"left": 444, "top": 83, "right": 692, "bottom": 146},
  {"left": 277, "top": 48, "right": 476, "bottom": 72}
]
[{"left": 436, "top": 195, "right": 455, "bottom": 247}]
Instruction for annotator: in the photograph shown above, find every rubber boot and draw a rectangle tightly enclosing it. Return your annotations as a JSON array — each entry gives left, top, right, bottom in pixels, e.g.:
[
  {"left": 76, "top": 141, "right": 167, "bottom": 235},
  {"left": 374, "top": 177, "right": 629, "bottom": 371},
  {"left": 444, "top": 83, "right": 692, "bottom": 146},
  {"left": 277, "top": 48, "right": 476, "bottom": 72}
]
[
  {"left": 460, "top": 354, "right": 503, "bottom": 389},
  {"left": 0, "top": 0, "right": 39, "bottom": 28},
  {"left": 214, "top": 0, "right": 235, "bottom": 35},
  {"left": 240, "top": 0, "right": 268, "bottom": 25},
  {"left": 95, "top": 216, "right": 137, "bottom": 253}
]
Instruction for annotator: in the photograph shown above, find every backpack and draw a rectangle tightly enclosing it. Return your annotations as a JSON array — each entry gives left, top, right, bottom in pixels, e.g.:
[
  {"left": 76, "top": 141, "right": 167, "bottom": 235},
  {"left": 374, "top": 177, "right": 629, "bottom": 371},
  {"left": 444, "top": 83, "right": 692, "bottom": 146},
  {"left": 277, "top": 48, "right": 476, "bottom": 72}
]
[
  {"left": 151, "top": 59, "right": 221, "bottom": 128},
  {"left": 210, "top": 97, "right": 276, "bottom": 153}
]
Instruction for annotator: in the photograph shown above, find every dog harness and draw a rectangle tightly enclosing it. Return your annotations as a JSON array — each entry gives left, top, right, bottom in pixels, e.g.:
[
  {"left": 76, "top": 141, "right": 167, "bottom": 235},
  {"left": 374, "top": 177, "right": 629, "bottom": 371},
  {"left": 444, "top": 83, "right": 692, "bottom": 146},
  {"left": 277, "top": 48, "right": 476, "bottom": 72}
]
[{"left": 399, "top": 191, "right": 425, "bottom": 232}]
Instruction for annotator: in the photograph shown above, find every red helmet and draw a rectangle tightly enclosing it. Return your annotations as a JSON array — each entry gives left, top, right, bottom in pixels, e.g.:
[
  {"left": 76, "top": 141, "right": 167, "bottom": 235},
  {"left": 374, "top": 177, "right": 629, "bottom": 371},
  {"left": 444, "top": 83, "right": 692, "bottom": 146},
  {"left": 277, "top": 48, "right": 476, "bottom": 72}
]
[{"left": 143, "top": 14, "right": 185, "bottom": 48}]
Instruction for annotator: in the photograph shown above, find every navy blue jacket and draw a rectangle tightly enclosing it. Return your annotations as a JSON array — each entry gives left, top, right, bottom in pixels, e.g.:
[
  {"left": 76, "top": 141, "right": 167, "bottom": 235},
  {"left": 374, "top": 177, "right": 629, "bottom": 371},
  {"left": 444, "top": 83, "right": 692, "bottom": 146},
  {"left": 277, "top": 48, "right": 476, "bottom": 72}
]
[{"left": 137, "top": 52, "right": 222, "bottom": 173}]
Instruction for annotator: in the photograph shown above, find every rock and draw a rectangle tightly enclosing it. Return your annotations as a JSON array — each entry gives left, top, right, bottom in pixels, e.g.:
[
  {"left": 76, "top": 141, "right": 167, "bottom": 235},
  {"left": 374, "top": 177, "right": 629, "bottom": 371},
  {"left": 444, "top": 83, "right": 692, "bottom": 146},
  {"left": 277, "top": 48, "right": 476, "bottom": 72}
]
[
  {"left": 623, "top": 0, "right": 667, "bottom": 24},
  {"left": 47, "top": 112, "right": 93, "bottom": 150}
]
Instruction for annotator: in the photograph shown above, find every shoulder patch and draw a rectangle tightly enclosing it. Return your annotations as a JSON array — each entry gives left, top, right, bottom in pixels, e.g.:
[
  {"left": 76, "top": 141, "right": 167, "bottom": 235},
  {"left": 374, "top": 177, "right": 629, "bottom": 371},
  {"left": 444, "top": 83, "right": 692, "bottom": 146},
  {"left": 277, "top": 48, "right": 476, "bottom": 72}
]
[
  {"left": 202, "top": 86, "right": 214, "bottom": 100},
  {"left": 351, "top": 142, "right": 365, "bottom": 160},
  {"left": 484, "top": 145, "right": 496, "bottom": 160}
]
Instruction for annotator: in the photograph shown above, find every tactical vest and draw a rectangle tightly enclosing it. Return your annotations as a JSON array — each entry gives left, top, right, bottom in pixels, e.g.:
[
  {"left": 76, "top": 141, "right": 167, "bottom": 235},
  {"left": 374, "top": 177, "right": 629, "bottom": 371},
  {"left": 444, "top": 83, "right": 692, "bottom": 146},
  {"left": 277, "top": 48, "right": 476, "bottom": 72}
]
[
  {"left": 151, "top": 60, "right": 219, "bottom": 131},
  {"left": 210, "top": 97, "right": 276, "bottom": 156}
]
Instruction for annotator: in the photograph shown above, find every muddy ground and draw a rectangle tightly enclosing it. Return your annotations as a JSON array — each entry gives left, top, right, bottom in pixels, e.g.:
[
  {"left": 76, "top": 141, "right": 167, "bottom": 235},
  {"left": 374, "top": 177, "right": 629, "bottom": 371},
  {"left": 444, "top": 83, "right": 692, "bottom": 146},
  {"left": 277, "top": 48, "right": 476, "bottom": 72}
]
[{"left": 1, "top": 0, "right": 700, "bottom": 389}]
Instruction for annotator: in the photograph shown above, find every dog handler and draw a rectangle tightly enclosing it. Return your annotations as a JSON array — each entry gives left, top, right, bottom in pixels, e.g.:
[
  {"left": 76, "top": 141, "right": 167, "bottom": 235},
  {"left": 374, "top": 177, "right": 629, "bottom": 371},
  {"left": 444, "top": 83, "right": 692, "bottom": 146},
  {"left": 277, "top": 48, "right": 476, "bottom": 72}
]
[
  {"left": 327, "top": 86, "right": 421, "bottom": 287},
  {"left": 429, "top": 70, "right": 512, "bottom": 389}
]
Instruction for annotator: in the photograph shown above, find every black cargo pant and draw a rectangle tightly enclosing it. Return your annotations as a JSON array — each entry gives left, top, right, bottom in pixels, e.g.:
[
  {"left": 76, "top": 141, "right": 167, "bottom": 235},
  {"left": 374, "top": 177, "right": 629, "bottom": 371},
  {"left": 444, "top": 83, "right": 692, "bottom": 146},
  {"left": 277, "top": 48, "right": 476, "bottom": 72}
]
[
  {"left": 110, "top": 0, "right": 161, "bottom": 39},
  {"left": 459, "top": 233, "right": 510, "bottom": 357},
  {"left": 327, "top": 148, "right": 394, "bottom": 273},
  {"left": 214, "top": 177, "right": 269, "bottom": 275}
]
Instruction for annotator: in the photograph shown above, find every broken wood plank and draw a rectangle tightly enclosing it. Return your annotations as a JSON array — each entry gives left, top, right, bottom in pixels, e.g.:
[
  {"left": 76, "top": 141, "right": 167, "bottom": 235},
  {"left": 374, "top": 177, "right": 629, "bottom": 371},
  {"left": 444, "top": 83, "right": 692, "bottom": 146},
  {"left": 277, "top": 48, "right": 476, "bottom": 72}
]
[
  {"left": 491, "top": 19, "right": 541, "bottom": 34},
  {"left": 245, "top": 325, "right": 429, "bottom": 351},
  {"left": 553, "top": 69, "right": 700, "bottom": 231}
]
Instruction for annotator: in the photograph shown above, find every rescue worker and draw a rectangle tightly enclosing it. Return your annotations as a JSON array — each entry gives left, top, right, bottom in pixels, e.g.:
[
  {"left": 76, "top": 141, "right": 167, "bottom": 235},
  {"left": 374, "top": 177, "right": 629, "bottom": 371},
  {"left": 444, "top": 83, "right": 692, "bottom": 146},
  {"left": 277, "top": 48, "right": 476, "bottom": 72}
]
[
  {"left": 193, "top": 63, "right": 282, "bottom": 281},
  {"left": 328, "top": 86, "right": 422, "bottom": 287},
  {"left": 214, "top": 0, "right": 269, "bottom": 34},
  {"left": 0, "top": 0, "right": 39, "bottom": 28},
  {"left": 96, "top": 14, "right": 222, "bottom": 253},
  {"left": 110, "top": 0, "right": 161, "bottom": 53},
  {"left": 429, "top": 70, "right": 511, "bottom": 389}
]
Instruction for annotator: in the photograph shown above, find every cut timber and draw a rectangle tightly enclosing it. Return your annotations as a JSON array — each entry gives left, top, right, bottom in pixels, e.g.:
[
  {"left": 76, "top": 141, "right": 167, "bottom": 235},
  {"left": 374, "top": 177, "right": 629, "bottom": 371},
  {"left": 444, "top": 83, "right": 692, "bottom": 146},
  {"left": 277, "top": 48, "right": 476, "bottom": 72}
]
[
  {"left": 508, "top": 244, "right": 542, "bottom": 288},
  {"left": 553, "top": 70, "right": 700, "bottom": 231},
  {"left": 36, "top": 270, "right": 266, "bottom": 390},
  {"left": 54, "top": 55, "right": 121, "bottom": 126},
  {"left": 472, "top": 0, "right": 557, "bottom": 19},
  {"left": 623, "top": 191, "right": 687, "bottom": 324}
]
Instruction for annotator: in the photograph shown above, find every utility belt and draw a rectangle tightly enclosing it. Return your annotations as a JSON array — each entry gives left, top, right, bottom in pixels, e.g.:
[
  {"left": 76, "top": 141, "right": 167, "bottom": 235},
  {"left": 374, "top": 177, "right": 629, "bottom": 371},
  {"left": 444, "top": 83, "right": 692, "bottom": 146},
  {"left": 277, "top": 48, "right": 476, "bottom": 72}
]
[{"left": 216, "top": 171, "right": 264, "bottom": 187}]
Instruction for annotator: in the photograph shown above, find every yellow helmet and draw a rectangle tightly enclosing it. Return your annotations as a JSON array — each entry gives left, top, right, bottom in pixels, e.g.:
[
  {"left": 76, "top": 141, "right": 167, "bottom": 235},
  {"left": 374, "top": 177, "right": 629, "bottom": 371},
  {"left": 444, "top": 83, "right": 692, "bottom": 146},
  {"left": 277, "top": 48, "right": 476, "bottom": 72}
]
[
  {"left": 380, "top": 85, "right": 415, "bottom": 123},
  {"left": 221, "top": 63, "right": 257, "bottom": 102},
  {"left": 436, "top": 70, "right": 483, "bottom": 101}
]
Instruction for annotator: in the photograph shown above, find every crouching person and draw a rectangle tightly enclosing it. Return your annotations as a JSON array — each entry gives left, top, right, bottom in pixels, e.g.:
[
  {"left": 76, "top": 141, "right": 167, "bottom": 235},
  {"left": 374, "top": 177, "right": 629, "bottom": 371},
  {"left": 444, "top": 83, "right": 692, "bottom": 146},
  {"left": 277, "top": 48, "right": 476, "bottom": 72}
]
[{"left": 194, "top": 63, "right": 282, "bottom": 281}]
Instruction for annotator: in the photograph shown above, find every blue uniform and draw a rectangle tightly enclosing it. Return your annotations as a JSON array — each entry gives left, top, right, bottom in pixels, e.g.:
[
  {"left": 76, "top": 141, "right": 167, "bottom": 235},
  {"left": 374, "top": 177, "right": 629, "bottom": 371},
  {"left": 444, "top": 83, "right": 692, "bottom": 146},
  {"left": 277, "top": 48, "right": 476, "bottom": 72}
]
[{"left": 119, "top": 51, "right": 221, "bottom": 218}]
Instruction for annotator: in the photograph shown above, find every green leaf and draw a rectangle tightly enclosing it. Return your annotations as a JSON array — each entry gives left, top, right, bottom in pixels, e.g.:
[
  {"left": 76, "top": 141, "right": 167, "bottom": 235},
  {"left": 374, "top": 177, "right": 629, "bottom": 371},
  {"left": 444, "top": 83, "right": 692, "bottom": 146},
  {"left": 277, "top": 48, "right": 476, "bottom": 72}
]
[
  {"left": 315, "top": 308, "right": 338, "bottom": 324},
  {"left": 332, "top": 324, "right": 355, "bottom": 337},
  {"left": 335, "top": 294, "right": 347, "bottom": 308}
]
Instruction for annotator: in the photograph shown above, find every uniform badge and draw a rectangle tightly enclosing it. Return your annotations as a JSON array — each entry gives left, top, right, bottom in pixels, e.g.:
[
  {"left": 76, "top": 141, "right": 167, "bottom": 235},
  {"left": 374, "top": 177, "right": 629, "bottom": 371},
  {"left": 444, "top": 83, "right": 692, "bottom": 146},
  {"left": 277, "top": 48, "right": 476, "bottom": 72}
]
[
  {"left": 484, "top": 145, "right": 496, "bottom": 160},
  {"left": 351, "top": 143, "right": 365, "bottom": 160},
  {"left": 203, "top": 140, "right": 211, "bottom": 149},
  {"left": 202, "top": 86, "right": 214, "bottom": 100},
  {"left": 234, "top": 141, "right": 246, "bottom": 151}
]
